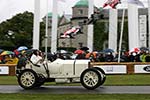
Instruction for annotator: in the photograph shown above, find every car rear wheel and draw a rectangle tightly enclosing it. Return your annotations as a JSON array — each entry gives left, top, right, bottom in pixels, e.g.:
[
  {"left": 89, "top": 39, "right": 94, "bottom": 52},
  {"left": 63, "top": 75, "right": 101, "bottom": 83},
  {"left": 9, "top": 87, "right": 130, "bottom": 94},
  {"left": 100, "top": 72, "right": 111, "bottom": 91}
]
[
  {"left": 80, "top": 68, "right": 102, "bottom": 90},
  {"left": 18, "top": 69, "right": 38, "bottom": 89}
]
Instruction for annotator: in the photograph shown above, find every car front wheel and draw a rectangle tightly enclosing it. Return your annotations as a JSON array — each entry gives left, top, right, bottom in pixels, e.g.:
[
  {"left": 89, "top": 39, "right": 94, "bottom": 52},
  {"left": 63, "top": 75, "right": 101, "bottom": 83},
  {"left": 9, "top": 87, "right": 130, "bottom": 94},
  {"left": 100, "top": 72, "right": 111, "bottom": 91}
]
[
  {"left": 80, "top": 68, "right": 102, "bottom": 90},
  {"left": 94, "top": 67, "right": 106, "bottom": 85}
]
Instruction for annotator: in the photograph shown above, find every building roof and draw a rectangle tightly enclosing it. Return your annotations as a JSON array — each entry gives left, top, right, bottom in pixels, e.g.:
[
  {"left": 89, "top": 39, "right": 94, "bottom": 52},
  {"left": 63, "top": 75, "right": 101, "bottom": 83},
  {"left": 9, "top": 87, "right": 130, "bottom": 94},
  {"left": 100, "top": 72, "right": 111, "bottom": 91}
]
[
  {"left": 47, "top": 12, "right": 60, "bottom": 18},
  {"left": 58, "top": 14, "right": 72, "bottom": 25},
  {"left": 99, "top": 7, "right": 103, "bottom": 12},
  {"left": 74, "top": 0, "right": 88, "bottom": 7},
  {"left": 63, "top": 14, "right": 72, "bottom": 22},
  {"left": 48, "top": 12, "right": 52, "bottom": 18}
]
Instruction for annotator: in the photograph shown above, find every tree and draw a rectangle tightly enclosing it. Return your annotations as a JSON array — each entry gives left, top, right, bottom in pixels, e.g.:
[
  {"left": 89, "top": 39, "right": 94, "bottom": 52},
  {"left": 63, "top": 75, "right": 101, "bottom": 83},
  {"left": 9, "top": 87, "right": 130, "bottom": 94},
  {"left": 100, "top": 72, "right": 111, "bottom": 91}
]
[
  {"left": 0, "top": 11, "right": 45, "bottom": 50},
  {"left": 94, "top": 20, "right": 108, "bottom": 50},
  {"left": 93, "top": 19, "right": 129, "bottom": 51}
]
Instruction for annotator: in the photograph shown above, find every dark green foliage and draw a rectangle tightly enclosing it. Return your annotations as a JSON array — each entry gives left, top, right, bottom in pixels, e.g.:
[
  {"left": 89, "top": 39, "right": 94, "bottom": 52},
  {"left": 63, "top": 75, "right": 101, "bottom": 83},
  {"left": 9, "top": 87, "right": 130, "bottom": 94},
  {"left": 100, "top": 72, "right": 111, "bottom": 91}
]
[
  {"left": 94, "top": 19, "right": 129, "bottom": 51},
  {"left": 94, "top": 20, "right": 108, "bottom": 50},
  {"left": 0, "top": 11, "right": 45, "bottom": 50}
]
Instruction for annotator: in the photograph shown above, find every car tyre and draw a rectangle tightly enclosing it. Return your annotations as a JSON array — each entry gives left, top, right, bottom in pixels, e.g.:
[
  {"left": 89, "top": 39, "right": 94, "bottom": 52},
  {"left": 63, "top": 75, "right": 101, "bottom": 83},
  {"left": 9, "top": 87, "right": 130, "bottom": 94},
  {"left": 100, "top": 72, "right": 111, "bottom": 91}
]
[
  {"left": 93, "top": 67, "right": 106, "bottom": 85},
  {"left": 18, "top": 69, "right": 38, "bottom": 89},
  {"left": 80, "top": 68, "right": 102, "bottom": 90}
]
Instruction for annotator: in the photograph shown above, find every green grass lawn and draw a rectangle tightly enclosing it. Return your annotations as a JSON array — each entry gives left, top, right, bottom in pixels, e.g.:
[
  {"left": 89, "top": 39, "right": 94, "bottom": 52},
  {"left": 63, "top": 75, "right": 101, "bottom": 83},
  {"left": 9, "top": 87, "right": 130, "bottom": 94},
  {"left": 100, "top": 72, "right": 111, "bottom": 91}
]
[
  {"left": 1, "top": 74, "right": 150, "bottom": 86},
  {"left": 105, "top": 74, "right": 150, "bottom": 86},
  {"left": 1, "top": 75, "right": 150, "bottom": 100},
  {"left": 0, "top": 76, "right": 17, "bottom": 85},
  {"left": 0, "top": 94, "right": 150, "bottom": 100}
]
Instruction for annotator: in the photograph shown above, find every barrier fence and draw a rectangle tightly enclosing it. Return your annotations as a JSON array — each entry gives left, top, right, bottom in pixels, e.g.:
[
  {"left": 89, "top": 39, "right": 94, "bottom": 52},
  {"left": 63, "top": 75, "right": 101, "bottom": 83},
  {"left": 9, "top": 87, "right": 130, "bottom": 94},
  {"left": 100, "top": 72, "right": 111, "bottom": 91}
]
[
  {"left": 0, "top": 64, "right": 16, "bottom": 76},
  {"left": 91, "top": 62, "right": 150, "bottom": 74},
  {"left": 1, "top": 62, "right": 150, "bottom": 76}
]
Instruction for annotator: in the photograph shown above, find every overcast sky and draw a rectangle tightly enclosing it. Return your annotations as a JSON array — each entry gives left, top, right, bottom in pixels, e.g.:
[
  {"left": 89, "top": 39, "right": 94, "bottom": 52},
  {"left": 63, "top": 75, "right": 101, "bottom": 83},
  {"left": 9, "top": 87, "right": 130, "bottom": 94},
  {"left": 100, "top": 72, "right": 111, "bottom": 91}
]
[{"left": 0, "top": 0, "right": 147, "bottom": 22}]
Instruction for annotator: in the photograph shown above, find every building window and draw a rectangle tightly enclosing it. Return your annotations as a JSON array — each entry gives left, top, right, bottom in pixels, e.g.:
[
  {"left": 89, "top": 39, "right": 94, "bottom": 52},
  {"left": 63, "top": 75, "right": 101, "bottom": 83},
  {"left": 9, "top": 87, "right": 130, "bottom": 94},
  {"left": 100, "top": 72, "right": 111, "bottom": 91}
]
[
  {"left": 78, "top": 22, "right": 83, "bottom": 26},
  {"left": 78, "top": 42, "right": 83, "bottom": 48},
  {"left": 79, "top": 9, "right": 83, "bottom": 15},
  {"left": 62, "top": 42, "right": 66, "bottom": 47}
]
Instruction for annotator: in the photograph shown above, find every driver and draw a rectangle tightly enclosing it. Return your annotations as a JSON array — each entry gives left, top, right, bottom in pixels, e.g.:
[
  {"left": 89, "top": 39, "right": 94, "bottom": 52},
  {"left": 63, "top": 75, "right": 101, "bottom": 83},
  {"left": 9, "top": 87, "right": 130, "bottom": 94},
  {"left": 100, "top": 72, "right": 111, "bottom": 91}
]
[{"left": 30, "top": 50, "right": 44, "bottom": 66}]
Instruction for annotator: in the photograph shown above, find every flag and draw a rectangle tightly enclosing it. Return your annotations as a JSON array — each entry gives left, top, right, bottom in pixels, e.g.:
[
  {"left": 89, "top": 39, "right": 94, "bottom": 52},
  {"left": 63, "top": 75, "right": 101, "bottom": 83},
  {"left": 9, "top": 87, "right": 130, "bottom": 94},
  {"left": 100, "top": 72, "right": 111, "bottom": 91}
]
[
  {"left": 128, "top": 0, "right": 144, "bottom": 7},
  {"left": 103, "top": 0, "right": 121, "bottom": 9}
]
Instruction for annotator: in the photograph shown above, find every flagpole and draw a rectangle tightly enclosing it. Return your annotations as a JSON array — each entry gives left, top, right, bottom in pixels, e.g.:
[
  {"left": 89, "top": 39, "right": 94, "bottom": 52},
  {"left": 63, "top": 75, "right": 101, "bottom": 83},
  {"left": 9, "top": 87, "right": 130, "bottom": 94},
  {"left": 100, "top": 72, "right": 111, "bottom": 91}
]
[
  {"left": 45, "top": 0, "right": 48, "bottom": 60},
  {"left": 33, "top": 0, "right": 40, "bottom": 49},
  {"left": 148, "top": 0, "right": 150, "bottom": 48},
  {"left": 88, "top": 0, "right": 94, "bottom": 52},
  {"left": 51, "top": 0, "right": 58, "bottom": 53},
  {"left": 118, "top": 8, "right": 125, "bottom": 63}
]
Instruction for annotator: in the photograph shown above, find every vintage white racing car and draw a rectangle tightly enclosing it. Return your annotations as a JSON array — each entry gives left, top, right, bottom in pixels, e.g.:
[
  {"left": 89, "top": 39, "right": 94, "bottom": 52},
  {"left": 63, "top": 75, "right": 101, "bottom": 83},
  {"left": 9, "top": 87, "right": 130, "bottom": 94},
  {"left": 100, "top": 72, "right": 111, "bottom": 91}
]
[{"left": 16, "top": 58, "right": 106, "bottom": 90}]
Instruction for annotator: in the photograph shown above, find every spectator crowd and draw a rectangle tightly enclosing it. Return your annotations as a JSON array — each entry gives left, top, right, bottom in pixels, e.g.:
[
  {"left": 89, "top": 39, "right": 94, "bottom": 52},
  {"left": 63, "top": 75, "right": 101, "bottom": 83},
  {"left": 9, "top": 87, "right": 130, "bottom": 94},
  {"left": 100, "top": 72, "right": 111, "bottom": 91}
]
[{"left": 0, "top": 47, "right": 150, "bottom": 65}]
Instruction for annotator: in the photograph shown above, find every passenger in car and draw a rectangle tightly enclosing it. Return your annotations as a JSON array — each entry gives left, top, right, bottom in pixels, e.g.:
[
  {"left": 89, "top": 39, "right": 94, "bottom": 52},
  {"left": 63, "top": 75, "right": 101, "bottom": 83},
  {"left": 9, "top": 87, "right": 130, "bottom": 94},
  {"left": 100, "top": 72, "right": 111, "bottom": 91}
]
[{"left": 30, "top": 50, "right": 44, "bottom": 66}]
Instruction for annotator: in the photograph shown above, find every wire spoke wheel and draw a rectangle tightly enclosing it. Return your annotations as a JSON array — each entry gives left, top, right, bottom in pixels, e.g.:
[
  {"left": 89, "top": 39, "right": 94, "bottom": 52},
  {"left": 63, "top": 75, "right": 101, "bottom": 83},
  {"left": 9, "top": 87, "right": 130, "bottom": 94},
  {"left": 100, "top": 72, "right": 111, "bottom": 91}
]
[
  {"left": 18, "top": 69, "right": 38, "bottom": 89},
  {"left": 83, "top": 71, "right": 99, "bottom": 87},
  {"left": 80, "top": 68, "right": 101, "bottom": 90},
  {"left": 21, "top": 71, "right": 35, "bottom": 87}
]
